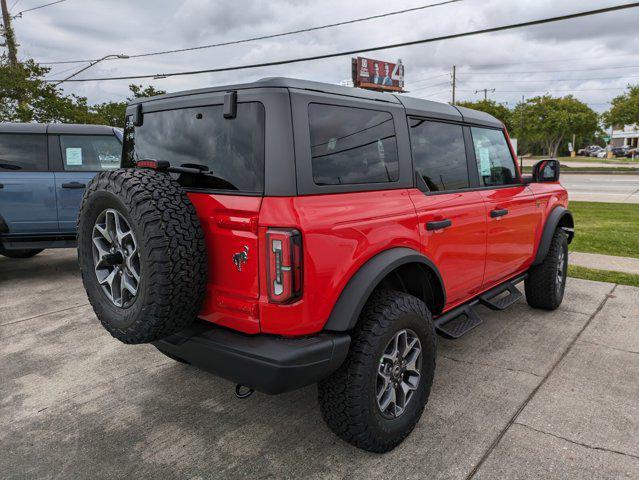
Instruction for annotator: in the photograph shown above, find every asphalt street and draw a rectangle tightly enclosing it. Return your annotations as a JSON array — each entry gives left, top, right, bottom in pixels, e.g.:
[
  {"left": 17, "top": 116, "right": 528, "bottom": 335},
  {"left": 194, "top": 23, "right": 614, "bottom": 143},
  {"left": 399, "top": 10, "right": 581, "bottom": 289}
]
[
  {"left": 561, "top": 173, "right": 639, "bottom": 203},
  {"left": 1, "top": 249, "right": 638, "bottom": 479}
]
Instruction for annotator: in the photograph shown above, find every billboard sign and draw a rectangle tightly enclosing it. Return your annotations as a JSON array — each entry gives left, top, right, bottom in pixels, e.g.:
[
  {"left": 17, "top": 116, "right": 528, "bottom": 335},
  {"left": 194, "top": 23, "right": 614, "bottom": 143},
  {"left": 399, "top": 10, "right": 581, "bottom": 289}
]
[{"left": 352, "top": 57, "right": 404, "bottom": 92}]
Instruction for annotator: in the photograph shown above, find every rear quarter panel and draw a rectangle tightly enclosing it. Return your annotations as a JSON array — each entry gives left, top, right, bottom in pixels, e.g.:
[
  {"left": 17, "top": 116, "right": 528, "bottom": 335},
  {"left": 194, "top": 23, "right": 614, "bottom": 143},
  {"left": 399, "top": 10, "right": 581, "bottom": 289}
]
[{"left": 258, "top": 190, "right": 421, "bottom": 335}]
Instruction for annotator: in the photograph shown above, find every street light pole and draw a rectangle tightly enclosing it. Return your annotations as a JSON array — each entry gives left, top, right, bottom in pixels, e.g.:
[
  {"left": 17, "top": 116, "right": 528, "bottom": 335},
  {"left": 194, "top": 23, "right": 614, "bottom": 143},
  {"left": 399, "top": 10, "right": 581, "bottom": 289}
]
[{"left": 54, "top": 54, "right": 129, "bottom": 85}]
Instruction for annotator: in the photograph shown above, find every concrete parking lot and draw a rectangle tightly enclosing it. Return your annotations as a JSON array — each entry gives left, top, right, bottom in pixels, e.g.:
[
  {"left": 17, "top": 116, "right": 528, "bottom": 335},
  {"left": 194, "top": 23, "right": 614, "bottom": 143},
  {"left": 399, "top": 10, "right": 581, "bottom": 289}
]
[{"left": 1, "top": 249, "right": 638, "bottom": 479}]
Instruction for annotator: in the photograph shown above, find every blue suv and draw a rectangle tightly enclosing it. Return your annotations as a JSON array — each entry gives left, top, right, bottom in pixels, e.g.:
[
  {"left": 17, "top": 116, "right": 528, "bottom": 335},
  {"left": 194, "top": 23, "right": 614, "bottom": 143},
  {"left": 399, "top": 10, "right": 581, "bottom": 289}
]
[{"left": 0, "top": 123, "right": 122, "bottom": 258}]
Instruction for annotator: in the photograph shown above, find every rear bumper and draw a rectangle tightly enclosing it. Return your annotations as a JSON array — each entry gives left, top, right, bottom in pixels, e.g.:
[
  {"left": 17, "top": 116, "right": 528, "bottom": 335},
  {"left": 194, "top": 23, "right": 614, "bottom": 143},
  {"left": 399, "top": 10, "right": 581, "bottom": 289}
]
[{"left": 153, "top": 322, "right": 351, "bottom": 395}]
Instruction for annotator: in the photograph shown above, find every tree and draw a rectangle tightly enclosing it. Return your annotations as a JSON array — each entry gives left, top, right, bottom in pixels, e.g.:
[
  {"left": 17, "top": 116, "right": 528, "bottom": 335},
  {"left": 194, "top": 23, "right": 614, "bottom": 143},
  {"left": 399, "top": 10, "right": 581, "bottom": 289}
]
[
  {"left": 0, "top": 54, "right": 166, "bottom": 126},
  {"left": 0, "top": 55, "right": 95, "bottom": 123},
  {"left": 456, "top": 99, "right": 514, "bottom": 131},
  {"left": 90, "top": 84, "right": 166, "bottom": 127},
  {"left": 602, "top": 85, "right": 639, "bottom": 128},
  {"left": 511, "top": 95, "right": 599, "bottom": 158}
]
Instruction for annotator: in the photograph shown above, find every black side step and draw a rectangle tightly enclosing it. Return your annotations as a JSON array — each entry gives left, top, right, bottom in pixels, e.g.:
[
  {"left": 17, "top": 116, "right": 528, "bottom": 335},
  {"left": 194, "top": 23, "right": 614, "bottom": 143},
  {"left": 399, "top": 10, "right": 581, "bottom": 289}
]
[
  {"left": 434, "top": 302, "right": 482, "bottom": 340},
  {"left": 479, "top": 276, "right": 526, "bottom": 311},
  {"left": 433, "top": 274, "right": 528, "bottom": 339}
]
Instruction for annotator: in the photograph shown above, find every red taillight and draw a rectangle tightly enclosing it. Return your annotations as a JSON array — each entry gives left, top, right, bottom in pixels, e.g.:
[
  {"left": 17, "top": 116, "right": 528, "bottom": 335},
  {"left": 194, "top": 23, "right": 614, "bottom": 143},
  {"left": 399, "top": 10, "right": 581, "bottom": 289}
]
[
  {"left": 136, "top": 159, "right": 159, "bottom": 169},
  {"left": 136, "top": 159, "right": 169, "bottom": 170},
  {"left": 266, "top": 228, "right": 302, "bottom": 303}
]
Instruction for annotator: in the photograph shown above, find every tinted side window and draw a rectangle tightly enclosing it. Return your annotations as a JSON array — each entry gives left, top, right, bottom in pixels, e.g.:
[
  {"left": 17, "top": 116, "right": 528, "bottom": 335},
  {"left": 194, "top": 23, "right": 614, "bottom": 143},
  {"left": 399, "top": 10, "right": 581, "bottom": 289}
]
[
  {"left": 409, "top": 119, "right": 469, "bottom": 192},
  {"left": 123, "top": 103, "right": 265, "bottom": 193},
  {"left": 309, "top": 103, "right": 399, "bottom": 186},
  {"left": 471, "top": 127, "right": 518, "bottom": 187},
  {"left": 60, "top": 135, "right": 122, "bottom": 171},
  {"left": 0, "top": 134, "right": 47, "bottom": 171}
]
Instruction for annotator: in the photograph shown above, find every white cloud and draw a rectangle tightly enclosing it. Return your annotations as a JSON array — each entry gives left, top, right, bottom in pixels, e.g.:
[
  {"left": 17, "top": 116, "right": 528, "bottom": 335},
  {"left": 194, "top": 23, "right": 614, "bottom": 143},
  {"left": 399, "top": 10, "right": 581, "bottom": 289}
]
[{"left": 8, "top": 0, "right": 639, "bottom": 112}]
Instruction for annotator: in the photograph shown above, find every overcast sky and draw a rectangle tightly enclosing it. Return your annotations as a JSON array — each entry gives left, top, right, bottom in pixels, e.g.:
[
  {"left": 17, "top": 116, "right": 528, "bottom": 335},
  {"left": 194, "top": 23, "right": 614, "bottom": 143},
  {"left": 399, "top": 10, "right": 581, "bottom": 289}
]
[{"left": 8, "top": 0, "right": 639, "bottom": 111}]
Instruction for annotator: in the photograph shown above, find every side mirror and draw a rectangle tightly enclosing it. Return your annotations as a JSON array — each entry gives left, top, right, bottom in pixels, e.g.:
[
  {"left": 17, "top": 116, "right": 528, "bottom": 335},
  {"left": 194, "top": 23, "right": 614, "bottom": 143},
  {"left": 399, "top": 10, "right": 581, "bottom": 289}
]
[{"left": 532, "top": 159, "right": 560, "bottom": 183}]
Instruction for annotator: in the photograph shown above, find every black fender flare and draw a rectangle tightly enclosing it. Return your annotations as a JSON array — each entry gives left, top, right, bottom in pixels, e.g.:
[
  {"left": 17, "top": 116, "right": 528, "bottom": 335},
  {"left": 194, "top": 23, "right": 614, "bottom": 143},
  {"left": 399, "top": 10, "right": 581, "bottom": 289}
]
[
  {"left": 532, "top": 206, "right": 574, "bottom": 266},
  {"left": 323, "top": 247, "right": 445, "bottom": 332}
]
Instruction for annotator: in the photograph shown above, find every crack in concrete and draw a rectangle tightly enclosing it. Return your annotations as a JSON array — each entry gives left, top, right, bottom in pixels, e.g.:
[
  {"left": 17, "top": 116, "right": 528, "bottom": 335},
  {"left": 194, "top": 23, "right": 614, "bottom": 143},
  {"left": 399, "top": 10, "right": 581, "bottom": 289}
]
[
  {"left": 465, "top": 284, "right": 618, "bottom": 480},
  {"left": 0, "top": 303, "right": 90, "bottom": 327},
  {"left": 439, "top": 354, "right": 543, "bottom": 378},
  {"left": 578, "top": 339, "right": 639, "bottom": 356},
  {"left": 514, "top": 422, "right": 639, "bottom": 460}
]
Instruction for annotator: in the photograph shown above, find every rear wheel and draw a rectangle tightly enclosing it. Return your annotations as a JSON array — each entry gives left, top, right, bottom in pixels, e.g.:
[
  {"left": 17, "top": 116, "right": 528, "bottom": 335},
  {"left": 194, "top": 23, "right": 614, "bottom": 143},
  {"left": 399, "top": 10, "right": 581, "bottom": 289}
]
[
  {"left": 525, "top": 229, "right": 568, "bottom": 310},
  {"left": 318, "top": 290, "right": 436, "bottom": 453},
  {"left": 0, "top": 246, "right": 44, "bottom": 258}
]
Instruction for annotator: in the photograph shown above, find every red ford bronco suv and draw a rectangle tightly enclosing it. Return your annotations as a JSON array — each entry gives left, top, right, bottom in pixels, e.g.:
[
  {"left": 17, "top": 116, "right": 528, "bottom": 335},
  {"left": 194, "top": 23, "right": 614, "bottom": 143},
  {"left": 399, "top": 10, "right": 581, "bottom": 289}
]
[{"left": 77, "top": 78, "right": 573, "bottom": 453}]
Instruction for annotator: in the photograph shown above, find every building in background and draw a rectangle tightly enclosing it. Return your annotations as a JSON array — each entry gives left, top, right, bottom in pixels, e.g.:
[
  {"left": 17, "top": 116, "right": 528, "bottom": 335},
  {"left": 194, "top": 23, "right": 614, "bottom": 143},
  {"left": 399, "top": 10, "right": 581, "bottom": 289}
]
[{"left": 611, "top": 124, "right": 639, "bottom": 148}]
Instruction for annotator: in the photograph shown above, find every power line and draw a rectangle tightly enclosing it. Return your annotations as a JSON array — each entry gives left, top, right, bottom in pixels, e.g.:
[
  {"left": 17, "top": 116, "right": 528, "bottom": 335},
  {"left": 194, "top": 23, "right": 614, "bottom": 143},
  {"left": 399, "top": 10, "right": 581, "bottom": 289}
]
[
  {"left": 43, "top": 2, "right": 639, "bottom": 83},
  {"left": 409, "top": 72, "right": 451, "bottom": 85},
  {"left": 460, "top": 51, "right": 639, "bottom": 69},
  {"left": 458, "top": 64, "right": 639, "bottom": 76},
  {"left": 410, "top": 80, "right": 452, "bottom": 92},
  {"left": 40, "top": 0, "right": 463, "bottom": 65},
  {"left": 457, "top": 74, "right": 639, "bottom": 84},
  {"left": 458, "top": 86, "right": 629, "bottom": 93},
  {"left": 12, "top": 0, "right": 65, "bottom": 18}
]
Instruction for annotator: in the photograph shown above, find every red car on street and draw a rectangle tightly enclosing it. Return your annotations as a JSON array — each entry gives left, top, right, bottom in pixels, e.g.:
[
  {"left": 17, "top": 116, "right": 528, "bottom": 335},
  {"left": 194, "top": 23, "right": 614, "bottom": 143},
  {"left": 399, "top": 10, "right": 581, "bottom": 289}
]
[{"left": 78, "top": 78, "right": 573, "bottom": 452}]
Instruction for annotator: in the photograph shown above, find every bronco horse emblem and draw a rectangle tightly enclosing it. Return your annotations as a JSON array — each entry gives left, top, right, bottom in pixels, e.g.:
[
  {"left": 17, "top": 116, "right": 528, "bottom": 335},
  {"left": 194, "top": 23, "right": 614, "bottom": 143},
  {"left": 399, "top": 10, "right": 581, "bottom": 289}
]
[{"left": 232, "top": 246, "right": 249, "bottom": 272}]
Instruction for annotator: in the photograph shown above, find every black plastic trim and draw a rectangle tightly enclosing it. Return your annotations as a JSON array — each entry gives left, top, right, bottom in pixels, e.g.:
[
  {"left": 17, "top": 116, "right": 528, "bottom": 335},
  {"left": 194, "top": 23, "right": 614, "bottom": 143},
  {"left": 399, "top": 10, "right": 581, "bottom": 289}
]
[
  {"left": 324, "top": 247, "right": 446, "bottom": 332},
  {"left": 0, "top": 232, "right": 76, "bottom": 241},
  {"left": 532, "top": 206, "right": 574, "bottom": 265},
  {"left": 153, "top": 322, "right": 351, "bottom": 395}
]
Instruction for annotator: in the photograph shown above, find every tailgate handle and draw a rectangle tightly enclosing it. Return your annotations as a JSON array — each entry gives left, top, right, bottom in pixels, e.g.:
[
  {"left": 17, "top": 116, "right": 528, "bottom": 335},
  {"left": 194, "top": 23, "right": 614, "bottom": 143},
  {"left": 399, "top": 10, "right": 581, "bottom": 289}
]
[
  {"left": 490, "top": 209, "right": 509, "bottom": 218},
  {"left": 62, "top": 182, "right": 86, "bottom": 189},
  {"left": 426, "top": 219, "right": 452, "bottom": 231}
]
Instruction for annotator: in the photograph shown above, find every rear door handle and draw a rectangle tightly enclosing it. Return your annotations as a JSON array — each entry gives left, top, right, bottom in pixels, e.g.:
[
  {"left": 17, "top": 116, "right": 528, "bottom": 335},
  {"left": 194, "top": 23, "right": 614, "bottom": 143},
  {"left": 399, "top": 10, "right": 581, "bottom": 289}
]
[
  {"left": 61, "top": 182, "right": 86, "bottom": 189},
  {"left": 426, "top": 219, "right": 452, "bottom": 231},
  {"left": 490, "top": 209, "right": 509, "bottom": 218}
]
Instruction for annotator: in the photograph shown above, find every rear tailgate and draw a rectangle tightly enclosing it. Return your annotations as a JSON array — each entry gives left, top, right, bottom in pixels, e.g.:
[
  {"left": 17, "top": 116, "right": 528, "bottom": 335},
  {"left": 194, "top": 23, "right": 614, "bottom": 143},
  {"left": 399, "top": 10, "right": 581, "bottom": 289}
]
[{"left": 188, "top": 192, "right": 262, "bottom": 333}]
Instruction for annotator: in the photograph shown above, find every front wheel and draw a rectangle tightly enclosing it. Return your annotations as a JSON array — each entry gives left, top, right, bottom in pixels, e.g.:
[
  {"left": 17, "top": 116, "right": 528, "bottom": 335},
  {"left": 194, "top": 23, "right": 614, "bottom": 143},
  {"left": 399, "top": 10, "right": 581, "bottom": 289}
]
[
  {"left": 318, "top": 290, "right": 436, "bottom": 453},
  {"left": 525, "top": 229, "right": 568, "bottom": 310}
]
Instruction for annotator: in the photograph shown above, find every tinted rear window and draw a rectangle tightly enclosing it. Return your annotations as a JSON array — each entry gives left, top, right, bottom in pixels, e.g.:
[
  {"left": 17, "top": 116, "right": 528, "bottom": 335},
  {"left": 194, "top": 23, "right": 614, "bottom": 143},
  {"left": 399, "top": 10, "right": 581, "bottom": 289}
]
[
  {"left": 60, "top": 135, "right": 122, "bottom": 171},
  {"left": 309, "top": 103, "right": 399, "bottom": 186},
  {"left": 123, "top": 103, "right": 265, "bottom": 193},
  {"left": 0, "top": 134, "right": 47, "bottom": 171}
]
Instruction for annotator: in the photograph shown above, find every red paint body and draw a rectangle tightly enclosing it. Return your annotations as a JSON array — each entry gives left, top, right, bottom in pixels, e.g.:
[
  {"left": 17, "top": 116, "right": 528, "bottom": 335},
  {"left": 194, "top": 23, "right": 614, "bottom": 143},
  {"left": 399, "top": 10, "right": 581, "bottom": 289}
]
[{"left": 187, "top": 132, "right": 568, "bottom": 337}]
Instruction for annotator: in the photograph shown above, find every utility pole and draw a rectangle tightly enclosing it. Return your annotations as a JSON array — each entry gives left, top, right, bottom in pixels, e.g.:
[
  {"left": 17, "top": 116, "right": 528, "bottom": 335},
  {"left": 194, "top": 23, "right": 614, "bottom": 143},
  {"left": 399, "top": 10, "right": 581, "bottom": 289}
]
[
  {"left": 1, "top": 0, "right": 18, "bottom": 66},
  {"left": 451, "top": 65, "right": 456, "bottom": 105},
  {"left": 474, "top": 88, "right": 495, "bottom": 101}
]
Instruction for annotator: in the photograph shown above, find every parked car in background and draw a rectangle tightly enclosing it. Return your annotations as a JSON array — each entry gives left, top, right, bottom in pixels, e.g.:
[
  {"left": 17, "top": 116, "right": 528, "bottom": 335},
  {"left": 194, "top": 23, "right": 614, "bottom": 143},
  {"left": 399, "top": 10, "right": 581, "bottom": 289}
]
[
  {"left": 588, "top": 146, "right": 604, "bottom": 157},
  {"left": 596, "top": 149, "right": 609, "bottom": 158},
  {"left": 611, "top": 146, "right": 629, "bottom": 157},
  {"left": 577, "top": 145, "right": 600, "bottom": 156},
  {"left": 0, "top": 123, "right": 122, "bottom": 258}
]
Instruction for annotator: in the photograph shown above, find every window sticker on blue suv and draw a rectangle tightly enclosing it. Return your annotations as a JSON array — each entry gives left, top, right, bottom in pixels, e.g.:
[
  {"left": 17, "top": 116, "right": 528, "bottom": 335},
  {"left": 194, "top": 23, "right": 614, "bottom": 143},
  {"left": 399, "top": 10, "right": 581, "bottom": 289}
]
[{"left": 60, "top": 135, "right": 121, "bottom": 171}]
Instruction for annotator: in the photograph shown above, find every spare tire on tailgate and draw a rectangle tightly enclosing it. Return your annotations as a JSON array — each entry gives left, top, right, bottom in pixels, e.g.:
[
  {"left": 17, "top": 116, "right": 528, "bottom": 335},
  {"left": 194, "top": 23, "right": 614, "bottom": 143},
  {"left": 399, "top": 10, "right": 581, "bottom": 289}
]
[{"left": 77, "top": 168, "right": 207, "bottom": 344}]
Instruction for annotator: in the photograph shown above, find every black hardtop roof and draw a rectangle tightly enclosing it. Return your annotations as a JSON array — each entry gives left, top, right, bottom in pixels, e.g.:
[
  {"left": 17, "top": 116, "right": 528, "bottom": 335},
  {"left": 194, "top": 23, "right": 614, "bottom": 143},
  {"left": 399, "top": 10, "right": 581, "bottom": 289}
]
[
  {"left": 0, "top": 123, "right": 118, "bottom": 135},
  {"left": 128, "top": 76, "right": 503, "bottom": 128}
]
